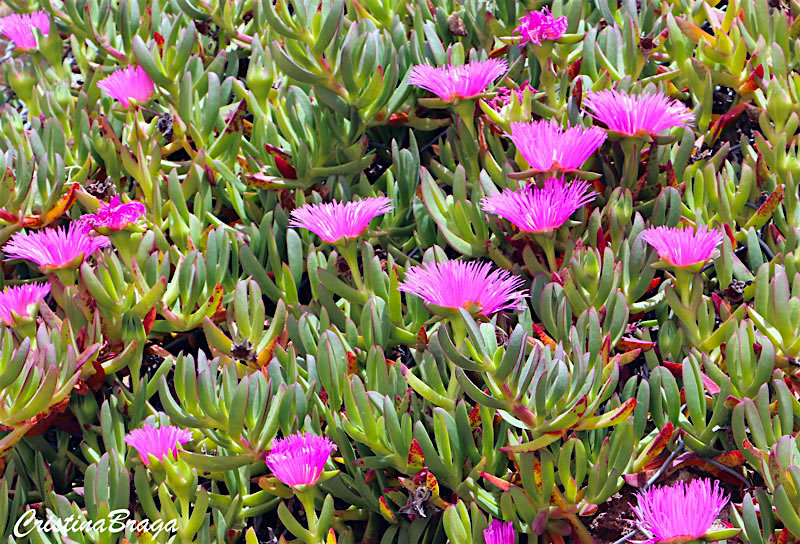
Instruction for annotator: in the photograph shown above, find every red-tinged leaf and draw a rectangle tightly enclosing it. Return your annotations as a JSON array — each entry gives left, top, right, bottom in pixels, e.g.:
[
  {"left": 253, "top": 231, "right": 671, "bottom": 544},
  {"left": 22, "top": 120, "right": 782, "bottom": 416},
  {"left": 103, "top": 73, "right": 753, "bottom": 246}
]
[
  {"left": 532, "top": 323, "right": 557, "bottom": 349},
  {"left": 596, "top": 226, "right": 607, "bottom": 253},
  {"left": 662, "top": 361, "right": 683, "bottom": 377},
  {"left": 245, "top": 173, "right": 287, "bottom": 190},
  {"left": 274, "top": 156, "right": 297, "bottom": 179},
  {"left": 737, "top": 64, "right": 763, "bottom": 94},
  {"left": 714, "top": 450, "right": 745, "bottom": 467},
  {"left": 745, "top": 184, "right": 784, "bottom": 229},
  {"left": 777, "top": 528, "right": 790, "bottom": 544},
  {"left": 364, "top": 469, "right": 376, "bottom": 484},
  {"left": 742, "top": 439, "right": 767, "bottom": 459},
  {"left": 86, "top": 358, "right": 107, "bottom": 391},
  {"left": 770, "top": 224, "right": 786, "bottom": 245},
  {"left": 425, "top": 472, "right": 439, "bottom": 496},
  {"left": 568, "top": 59, "right": 583, "bottom": 83},
  {"left": 624, "top": 471, "right": 652, "bottom": 488},
  {"left": 417, "top": 326, "right": 428, "bottom": 345},
  {"left": 142, "top": 307, "right": 157, "bottom": 334},
  {"left": 578, "top": 503, "right": 597, "bottom": 516},
  {"left": 489, "top": 44, "right": 510, "bottom": 58},
  {"left": 407, "top": 439, "right": 424, "bottom": 470},
  {"left": 327, "top": 528, "right": 337, "bottom": 544},
  {"left": 647, "top": 277, "right": 662, "bottom": 293},
  {"left": 709, "top": 102, "right": 745, "bottom": 142},
  {"left": 617, "top": 337, "right": 656, "bottom": 351},
  {"left": 346, "top": 351, "right": 358, "bottom": 375},
  {"left": 574, "top": 398, "right": 636, "bottom": 431},
  {"left": 387, "top": 112, "right": 408, "bottom": 126},
  {"left": 478, "top": 472, "right": 513, "bottom": 491},
  {"left": 722, "top": 222, "right": 736, "bottom": 251},
  {"left": 724, "top": 395, "right": 742, "bottom": 408},
  {"left": 665, "top": 161, "right": 677, "bottom": 187},
  {"left": 379, "top": 496, "right": 396, "bottom": 522},
  {"left": 0, "top": 210, "right": 18, "bottom": 223},
  {"left": 701, "top": 372, "right": 720, "bottom": 395},
  {"left": 468, "top": 403, "right": 481, "bottom": 429},
  {"left": 636, "top": 422, "right": 674, "bottom": 469}
]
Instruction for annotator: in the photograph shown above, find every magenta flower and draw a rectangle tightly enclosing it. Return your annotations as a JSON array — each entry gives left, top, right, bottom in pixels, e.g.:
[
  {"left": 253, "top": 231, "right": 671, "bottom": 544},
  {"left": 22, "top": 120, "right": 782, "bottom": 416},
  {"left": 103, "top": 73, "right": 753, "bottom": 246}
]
[
  {"left": 584, "top": 89, "right": 695, "bottom": 137},
  {"left": 265, "top": 432, "right": 337, "bottom": 488},
  {"left": 289, "top": 197, "right": 393, "bottom": 244},
  {"left": 641, "top": 225, "right": 723, "bottom": 269},
  {"left": 631, "top": 478, "right": 729, "bottom": 543},
  {"left": 513, "top": 8, "right": 568, "bottom": 46},
  {"left": 0, "top": 283, "right": 50, "bottom": 326},
  {"left": 125, "top": 425, "right": 193, "bottom": 465},
  {"left": 3, "top": 223, "right": 109, "bottom": 271},
  {"left": 97, "top": 65, "right": 155, "bottom": 108},
  {"left": 408, "top": 59, "right": 508, "bottom": 102},
  {"left": 510, "top": 119, "right": 607, "bottom": 173},
  {"left": 483, "top": 520, "right": 515, "bottom": 544},
  {"left": 398, "top": 260, "right": 528, "bottom": 317},
  {"left": 487, "top": 82, "right": 536, "bottom": 111},
  {"left": 0, "top": 11, "right": 50, "bottom": 51},
  {"left": 81, "top": 195, "right": 147, "bottom": 231},
  {"left": 481, "top": 177, "right": 596, "bottom": 234}
]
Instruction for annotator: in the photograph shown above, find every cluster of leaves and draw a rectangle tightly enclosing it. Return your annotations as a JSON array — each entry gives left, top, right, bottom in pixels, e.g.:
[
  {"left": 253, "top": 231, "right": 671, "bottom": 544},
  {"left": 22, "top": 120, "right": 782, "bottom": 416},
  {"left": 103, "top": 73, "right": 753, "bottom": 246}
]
[{"left": 0, "top": 0, "right": 800, "bottom": 543}]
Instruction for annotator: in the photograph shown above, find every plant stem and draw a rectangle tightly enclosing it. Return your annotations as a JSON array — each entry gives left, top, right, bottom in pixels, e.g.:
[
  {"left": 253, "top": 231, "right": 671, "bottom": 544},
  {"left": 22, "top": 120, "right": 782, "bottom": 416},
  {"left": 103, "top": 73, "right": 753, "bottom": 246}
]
[{"left": 338, "top": 241, "right": 364, "bottom": 291}]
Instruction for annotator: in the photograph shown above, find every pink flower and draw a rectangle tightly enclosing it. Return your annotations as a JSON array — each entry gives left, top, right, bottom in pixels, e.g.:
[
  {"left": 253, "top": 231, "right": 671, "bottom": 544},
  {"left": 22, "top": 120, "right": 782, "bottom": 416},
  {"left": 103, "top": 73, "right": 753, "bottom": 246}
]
[
  {"left": 97, "top": 65, "right": 155, "bottom": 108},
  {"left": 483, "top": 520, "right": 515, "bottom": 544},
  {"left": 125, "top": 425, "right": 193, "bottom": 465},
  {"left": 514, "top": 8, "right": 568, "bottom": 46},
  {"left": 81, "top": 195, "right": 146, "bottom": 231},
  {"left": 486, "top": 82, "right": 536, "bottom": 111},
  {"left": 584, "top": 89, "right": 695, "bottom": 137},
  {"left": 0, "top": 11, "right": 50, "bottom": 51},
  {"left": 265, "top": 432, "right": 337, "bottom": 488},
  {"left": 631, "top": 478, "right": 729, "bottom": 543},
  {"left": 3, "top": 222, "right": 109, "bottom": 271},
  {"left": 289, "top": 197, "right": 393, "bottom": 244},
  {"left": 510, "top": 119, "right": 607, "bottom": 173},
  {"left": 409, "top": 59, "right": 508, "bottom": 102},
  {"left": 0, "top": 283, "right": 50, "bottom": 326},
  {"left": 481, "top": 177, "right": 596, "bottom": 233},
  {"left": 398, "top": 260, "right": 528, "bottom": 317},
  {"left": 641, "top": 225, "right": 723, "bottom": 269}
]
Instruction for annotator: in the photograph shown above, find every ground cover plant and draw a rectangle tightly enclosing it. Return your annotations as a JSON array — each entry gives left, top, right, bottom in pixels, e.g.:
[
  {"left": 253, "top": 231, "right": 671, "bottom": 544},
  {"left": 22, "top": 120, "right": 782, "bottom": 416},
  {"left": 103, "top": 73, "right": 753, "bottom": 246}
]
[{"left": 0, "top": 0, "right": 799, "bottom": 542}]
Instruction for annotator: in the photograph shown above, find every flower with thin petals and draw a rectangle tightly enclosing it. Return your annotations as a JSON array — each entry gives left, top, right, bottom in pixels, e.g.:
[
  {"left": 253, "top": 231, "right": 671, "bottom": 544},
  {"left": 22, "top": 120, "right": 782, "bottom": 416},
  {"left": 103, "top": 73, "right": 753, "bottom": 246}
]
[
  {"left": 631, "top": 478, "right": 729, "bottom": 543},
  {"left": 125, "top": 425, "right": 193, "bottom": 466},
  {"left": 0, "top": 283, "right": 49, "bottom": 326},
  {"left": 97, "top": 65, "right": 155, "bottom": 108},
  {"left": 641, "top": 225, "right": 723, "bottom": 270},
  {"left": 0, "top": 11, "right": 49, "bottom": 51},
  {"left": 81, "top": 195, "right": 147, "bottom": 231},
  {"left": 289, "top": 197, "right": 393, "bottom": 244},
  {"left": 584, "top": 89, "right": 694, "bottom": 137},
  {"left": 409, "top": 59, "right": 508, "bottom": 102},
  {"left": 3, "top": 222, "right": 109, "bottom": 271},
  {"left": 265, "top": 432, "right": 337, "bottom": 488},
  {"left": 510, "top": 119, "right": 607, "bottom": 173},
  {"left": 486, "top": 82, "right": 536, "bottom": 111},
  {"left": 483, "top": 520, "right": 515, "bottom": 544},
  {"left": 481, "top": 177, "right": 596, "bottom": 234},
  {"left": 398, "top": 260, "right": 528, "bottom": 317},
  {"left": 513, "top": 8, "right": 568, "bottom": 46}
]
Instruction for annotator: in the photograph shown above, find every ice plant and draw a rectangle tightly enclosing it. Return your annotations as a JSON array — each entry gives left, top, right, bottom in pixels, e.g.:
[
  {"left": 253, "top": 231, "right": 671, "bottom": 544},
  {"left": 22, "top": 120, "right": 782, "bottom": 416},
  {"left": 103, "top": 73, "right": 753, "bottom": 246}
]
[
  {"left": 289, "top": 197, "right": 393, "bottom": 244},
  {"left": 0, "top": 283, "right": 49, "bottom": 326},
  {"left": 483, "top": 520, "right": 515, "bottom": 544},
  {"left": 513, "top": 7, "right": 568, "bottom": 46},
  {"left": 3, "top": 222, "right": 109, "bottom": 272},
  {"left": 398, "top": 260, "right": 528, "bottom": 318},
  {"left": 631, "top": 479, "right": 729, "bottom": 544},
  {"left": 0, "top": 11, "right": 49, "bottom": 51},
  {"left": 408, "top": 59, "right": 508, "bottom": 102},
  {"left": 265, "top": 432, "right": 337, "bottom": 489},
  {"left": 641, "top": 225, "right": 723, "bottom": 270},
  {"left": 481, "top": 177, "right": 596, "bottom": 234},
  {"left": 509, "top": 119, "right": 607, "bottom": 173},
  {"left": 124, "top": 425, "right": 193, "bottom": 466},
  {"left": 97, "top": 65, "right": 156, "bottom": 108},
  {"left": 81, "top": 195, "right": 147, "bottom": 231},
  {"left": 583, "top": 89, "right": 695, "bottom": 138}
]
